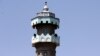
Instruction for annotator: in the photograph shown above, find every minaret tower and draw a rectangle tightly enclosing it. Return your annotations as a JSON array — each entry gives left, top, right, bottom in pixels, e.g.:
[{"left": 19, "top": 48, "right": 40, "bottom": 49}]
[{"left": 31, "top": 2, "right": 60, "bottom": 56}]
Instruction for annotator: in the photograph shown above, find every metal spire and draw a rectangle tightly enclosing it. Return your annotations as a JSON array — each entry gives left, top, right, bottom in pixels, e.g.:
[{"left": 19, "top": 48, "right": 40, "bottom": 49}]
[
  {"left": 45, "top": 2, "right": 47, "bottom": 5},
  {"left": 43, "top": 2, "right": 49, "bottom": 12}
]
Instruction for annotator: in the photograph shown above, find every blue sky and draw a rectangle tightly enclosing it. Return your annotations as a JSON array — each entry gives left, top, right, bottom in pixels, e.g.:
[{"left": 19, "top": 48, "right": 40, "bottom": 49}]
[{"left": 0, "top": 0, "right": 100, "bottom": 56}]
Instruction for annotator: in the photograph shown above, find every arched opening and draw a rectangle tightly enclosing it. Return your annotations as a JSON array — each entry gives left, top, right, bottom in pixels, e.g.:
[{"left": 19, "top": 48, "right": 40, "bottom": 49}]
[
  {"left": 51, "top": 21, "right": 53, "bottom": 24},
  {"left": 54, "top": 34, "right": 57, "bottom": 37},
  {"left": 41, "top": 21, "right": 43, "bottom": 24},
  {"left": 34, "top": 34, "right": 36, "bottom": 37},
  {"left": 46, "top": 21, "right": 48, "bottom": 24}
]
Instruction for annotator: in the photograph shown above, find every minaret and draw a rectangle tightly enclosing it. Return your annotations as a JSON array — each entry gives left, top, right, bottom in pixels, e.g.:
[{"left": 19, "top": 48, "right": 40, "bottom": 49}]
[{"left": 31, "top": 2, "right": 60, "bottom": 56}]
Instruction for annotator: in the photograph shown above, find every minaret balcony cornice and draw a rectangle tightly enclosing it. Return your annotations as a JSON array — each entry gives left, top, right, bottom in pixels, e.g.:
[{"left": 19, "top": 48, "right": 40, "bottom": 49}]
[
  {"left": 32, "top": 33, "right": 60, "bottom": 46},
  {"left": 31, "top": 17, "right": 59, "bottom": 28}
]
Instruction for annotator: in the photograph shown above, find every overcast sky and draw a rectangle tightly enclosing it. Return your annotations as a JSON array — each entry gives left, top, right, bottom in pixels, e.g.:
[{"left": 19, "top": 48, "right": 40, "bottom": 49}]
[{"left": 0, "top": 0, "right": 100, "bottom": 56}]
